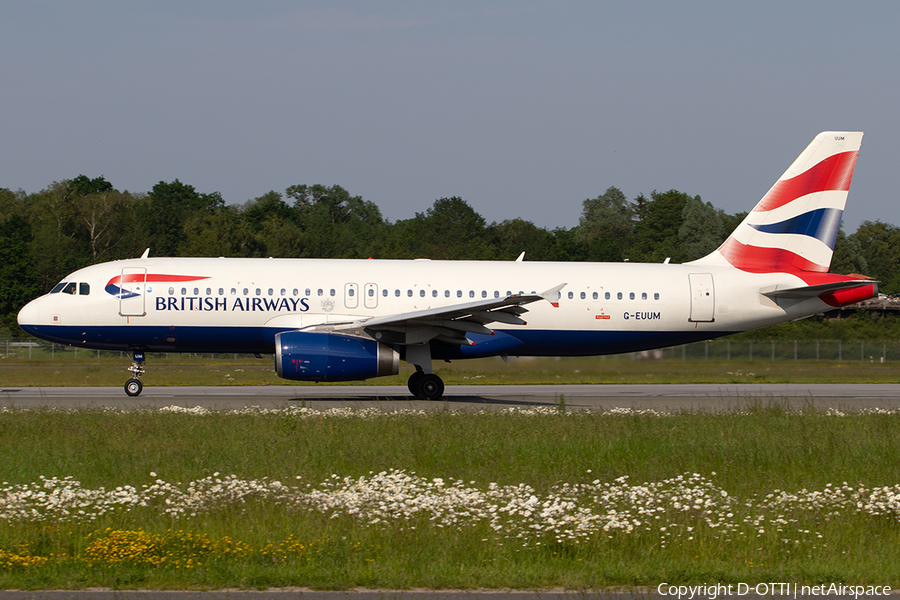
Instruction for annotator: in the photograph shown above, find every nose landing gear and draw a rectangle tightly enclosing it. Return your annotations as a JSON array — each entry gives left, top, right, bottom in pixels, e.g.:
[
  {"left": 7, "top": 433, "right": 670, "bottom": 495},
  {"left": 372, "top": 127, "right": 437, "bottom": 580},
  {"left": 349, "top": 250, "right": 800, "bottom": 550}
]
[{"left": 125, "top": 351, "right": 145, "bottom": 397}]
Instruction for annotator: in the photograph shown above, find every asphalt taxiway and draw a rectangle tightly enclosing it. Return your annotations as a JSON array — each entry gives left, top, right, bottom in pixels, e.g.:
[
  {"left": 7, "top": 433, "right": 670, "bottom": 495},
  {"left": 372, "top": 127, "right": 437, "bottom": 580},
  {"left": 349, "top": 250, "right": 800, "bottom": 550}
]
[{"left": 1, "top": 383, "right": 898, "bottom": 411}]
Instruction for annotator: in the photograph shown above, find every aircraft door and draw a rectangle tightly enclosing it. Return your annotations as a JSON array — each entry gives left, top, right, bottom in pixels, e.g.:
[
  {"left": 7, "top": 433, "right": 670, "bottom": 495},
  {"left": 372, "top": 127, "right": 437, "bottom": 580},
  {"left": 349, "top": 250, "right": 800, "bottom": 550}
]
[
  {"left": 364, "top": 283, "right": 378, "bottom": 309},
  {"left": 119, "top": 267, "right": 147, "bottom": 317},
  {"left": 344, "top": 283, "right": 359, "bottom": 309},
  {"left": 688, "top": 273, "right": 715, "bottom": 322}
]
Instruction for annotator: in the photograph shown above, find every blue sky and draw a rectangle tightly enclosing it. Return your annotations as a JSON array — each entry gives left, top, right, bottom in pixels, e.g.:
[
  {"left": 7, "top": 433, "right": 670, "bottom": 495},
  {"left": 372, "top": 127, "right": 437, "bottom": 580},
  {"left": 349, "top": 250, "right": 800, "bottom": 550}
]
[{"left": 1, "top": 1, "right": 897, "bottom": 234}]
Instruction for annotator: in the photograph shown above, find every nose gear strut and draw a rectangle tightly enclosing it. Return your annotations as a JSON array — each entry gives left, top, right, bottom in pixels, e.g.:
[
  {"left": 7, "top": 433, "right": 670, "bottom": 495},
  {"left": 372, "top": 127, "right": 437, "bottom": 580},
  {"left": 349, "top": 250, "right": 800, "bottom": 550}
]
[{"left": 125, "top": 351, "right": 145, "bottom": 396}]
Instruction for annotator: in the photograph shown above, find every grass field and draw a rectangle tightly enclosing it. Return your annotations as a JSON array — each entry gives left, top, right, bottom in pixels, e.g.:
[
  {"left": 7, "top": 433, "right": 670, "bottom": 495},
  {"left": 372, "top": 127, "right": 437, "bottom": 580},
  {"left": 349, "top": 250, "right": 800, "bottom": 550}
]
[
  {"left": 0, "top": 404, "right": 899, "bottom": 589},
  {"left": 2, "top": 353, "right": 900, "bottom": 387}
]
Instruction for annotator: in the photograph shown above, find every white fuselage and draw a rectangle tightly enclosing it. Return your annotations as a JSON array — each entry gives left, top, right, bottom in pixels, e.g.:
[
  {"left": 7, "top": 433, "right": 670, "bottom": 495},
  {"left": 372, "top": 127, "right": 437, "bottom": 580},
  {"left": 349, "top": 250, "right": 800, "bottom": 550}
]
[{"left": 17, "top": 257, "right": 833, "bottom": 358}]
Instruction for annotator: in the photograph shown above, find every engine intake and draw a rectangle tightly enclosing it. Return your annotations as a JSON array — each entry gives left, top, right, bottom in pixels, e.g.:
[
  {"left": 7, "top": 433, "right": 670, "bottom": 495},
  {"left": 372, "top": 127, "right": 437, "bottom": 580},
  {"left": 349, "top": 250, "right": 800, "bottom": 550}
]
[{"left": 275, "top": 331, "right": 399, "bottom": 382}]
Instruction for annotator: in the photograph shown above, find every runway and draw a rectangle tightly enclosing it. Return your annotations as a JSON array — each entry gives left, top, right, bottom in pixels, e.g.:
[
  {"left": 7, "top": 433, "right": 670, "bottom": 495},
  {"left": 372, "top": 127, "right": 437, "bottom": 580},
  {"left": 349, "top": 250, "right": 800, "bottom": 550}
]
[{"left": 1, "top": 383, "right": 899, "bottom": 411}]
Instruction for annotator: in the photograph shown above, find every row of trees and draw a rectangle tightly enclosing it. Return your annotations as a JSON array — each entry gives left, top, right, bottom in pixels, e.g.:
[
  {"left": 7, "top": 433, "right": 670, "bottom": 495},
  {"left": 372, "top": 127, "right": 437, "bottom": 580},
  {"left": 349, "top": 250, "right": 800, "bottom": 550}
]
[{"left": 1, "top": 177, "right": 898, "bottom": 329}]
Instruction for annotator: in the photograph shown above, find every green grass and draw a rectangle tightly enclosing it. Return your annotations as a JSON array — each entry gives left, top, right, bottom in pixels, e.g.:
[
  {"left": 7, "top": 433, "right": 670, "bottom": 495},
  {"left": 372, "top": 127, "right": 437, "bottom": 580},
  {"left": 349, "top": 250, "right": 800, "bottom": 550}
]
[
  {"left": 1, "top": 405, "right": 899, "bottom": 588},
  {"left": 2, "top": 354, "right": 900, "bottom": 387}
]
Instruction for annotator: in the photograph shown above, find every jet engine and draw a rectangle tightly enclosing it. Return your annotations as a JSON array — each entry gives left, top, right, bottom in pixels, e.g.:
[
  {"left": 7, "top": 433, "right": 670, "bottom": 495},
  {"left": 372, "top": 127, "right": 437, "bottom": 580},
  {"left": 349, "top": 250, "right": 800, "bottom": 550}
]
[{"left": 274, "top": 331, "right": 399, "bottom": 382}]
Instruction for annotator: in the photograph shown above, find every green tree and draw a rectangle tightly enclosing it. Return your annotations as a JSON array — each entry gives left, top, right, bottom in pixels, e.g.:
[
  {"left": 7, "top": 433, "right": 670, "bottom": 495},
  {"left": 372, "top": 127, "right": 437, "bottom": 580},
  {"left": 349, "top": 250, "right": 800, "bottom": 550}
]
[
  {"left": 831, "top": 229, "right": 869, "bottom": 276},
  {"left": 486, "top": 218, "right": 556, "bottom": 261},
  {"left": 144, "top": 180, "right": 224, "bottom": 256},
  {"left": 678, "top": 195, "right": 725, "bottom": 261},
  {"left": 631, "top": 189, "right": 691, "bottom": 262},
  {"left": 0, "top": 214, "right": 40, "bottom": 327},
  {"left": 576, "top": 186, "right": 634, "bottom": 261},
  {"left": 387, "top": 197, "right": 492, "bottom": 260},
  {"left": 850, "top": 221, "right": 900, "bottom": 293},
  {"left": 286, "top": 184, "right": 386, "bottom": 258}
]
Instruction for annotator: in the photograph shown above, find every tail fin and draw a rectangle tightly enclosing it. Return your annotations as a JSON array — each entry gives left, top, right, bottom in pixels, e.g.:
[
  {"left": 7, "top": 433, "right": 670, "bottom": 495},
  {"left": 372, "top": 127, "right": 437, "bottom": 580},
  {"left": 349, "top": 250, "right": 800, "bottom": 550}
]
[{"left": 692, "top": 131, "right": 863, "bottom": 273}]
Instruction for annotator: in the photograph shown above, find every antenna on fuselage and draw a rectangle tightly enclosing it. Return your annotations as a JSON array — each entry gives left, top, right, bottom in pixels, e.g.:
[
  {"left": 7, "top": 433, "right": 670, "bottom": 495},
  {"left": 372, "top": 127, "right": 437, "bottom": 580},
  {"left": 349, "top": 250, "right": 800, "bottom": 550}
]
[{"left": 140, "top": 248, "right": 150, "bottom": 259}]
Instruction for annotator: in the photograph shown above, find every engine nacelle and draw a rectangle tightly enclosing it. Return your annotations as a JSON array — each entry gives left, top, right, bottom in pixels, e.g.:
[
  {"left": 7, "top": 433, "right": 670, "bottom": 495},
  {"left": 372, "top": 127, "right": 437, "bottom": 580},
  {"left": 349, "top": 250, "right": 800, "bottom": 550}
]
[{"left": 274, "top": 331, "right": 399, "bottom": 382}]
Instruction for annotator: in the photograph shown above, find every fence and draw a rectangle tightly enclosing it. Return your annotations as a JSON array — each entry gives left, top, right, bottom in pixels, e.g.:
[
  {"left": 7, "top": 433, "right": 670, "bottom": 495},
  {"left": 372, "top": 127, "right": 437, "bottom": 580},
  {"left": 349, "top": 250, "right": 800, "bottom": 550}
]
[
  {"left": 0, "top": 338, "right": 255, "bottom": 361},
  {"left": 638, "top": 339, "right": 900, "bottom": 363},
  {"left": 2, "top": 337, "right": 899, "bottom": 363}
]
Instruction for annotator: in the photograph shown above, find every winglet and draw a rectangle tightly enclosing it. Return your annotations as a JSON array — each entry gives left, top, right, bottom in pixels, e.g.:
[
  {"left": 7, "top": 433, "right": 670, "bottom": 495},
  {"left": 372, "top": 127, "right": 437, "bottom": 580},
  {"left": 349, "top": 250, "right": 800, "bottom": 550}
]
[{"left": 540, "top": 283, "right": 566, "bottom": 308}]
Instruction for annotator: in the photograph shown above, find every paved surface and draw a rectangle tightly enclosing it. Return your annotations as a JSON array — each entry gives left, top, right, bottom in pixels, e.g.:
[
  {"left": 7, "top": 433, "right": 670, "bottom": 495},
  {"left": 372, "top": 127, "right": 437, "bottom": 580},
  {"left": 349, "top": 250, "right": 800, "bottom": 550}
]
[{"left": 0, "top": 383, "right": 898, "bottom": 411}]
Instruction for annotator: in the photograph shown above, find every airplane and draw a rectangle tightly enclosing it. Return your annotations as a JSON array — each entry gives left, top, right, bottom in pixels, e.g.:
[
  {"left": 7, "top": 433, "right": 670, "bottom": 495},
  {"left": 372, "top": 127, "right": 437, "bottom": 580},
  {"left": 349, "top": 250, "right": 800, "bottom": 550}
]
[{"left": 17, "top": 131, "right": 876, "bottom": 399}]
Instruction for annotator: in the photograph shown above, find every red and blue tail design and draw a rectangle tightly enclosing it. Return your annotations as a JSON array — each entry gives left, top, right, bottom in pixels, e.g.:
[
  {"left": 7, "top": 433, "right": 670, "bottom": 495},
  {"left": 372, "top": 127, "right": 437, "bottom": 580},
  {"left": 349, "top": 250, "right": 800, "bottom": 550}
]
[{"left": 694, "top": 131, "right": 863, "bottom": 274}]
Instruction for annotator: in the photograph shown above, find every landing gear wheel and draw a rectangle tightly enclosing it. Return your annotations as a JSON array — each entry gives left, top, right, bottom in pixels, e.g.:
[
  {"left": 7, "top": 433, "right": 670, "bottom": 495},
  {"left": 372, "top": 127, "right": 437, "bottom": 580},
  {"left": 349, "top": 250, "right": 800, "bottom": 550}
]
[
  {"left": 415, "top": 373, "right": 445, "bottom": 401},
  {"left": 407, "top": 371, "right": 424, "bottom": 396},
  {"left": 125, "top": 378, "right": 143, "bottom": 397}
]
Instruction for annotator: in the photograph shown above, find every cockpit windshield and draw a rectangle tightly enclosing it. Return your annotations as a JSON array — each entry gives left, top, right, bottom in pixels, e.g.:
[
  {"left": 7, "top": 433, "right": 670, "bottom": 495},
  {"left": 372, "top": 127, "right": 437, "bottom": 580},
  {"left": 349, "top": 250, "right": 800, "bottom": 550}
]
[{"left": 49, "top": 281, "right": 90, "bottom": 295}]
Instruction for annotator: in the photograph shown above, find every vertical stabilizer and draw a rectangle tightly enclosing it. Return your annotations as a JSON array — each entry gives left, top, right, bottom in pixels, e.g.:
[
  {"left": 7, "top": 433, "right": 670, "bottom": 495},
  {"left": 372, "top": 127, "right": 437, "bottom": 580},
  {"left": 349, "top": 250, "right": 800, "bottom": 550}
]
[{"left": 692, "top": 131, "right": 863, "bottom": 273}]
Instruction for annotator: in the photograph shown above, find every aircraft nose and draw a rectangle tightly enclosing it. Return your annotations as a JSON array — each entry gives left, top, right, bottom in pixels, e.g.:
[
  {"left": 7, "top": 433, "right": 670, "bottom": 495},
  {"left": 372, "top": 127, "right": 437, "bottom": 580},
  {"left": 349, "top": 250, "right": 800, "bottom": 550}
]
[{"left": 17, "top": 298, "right": 41, "bottom": 328}]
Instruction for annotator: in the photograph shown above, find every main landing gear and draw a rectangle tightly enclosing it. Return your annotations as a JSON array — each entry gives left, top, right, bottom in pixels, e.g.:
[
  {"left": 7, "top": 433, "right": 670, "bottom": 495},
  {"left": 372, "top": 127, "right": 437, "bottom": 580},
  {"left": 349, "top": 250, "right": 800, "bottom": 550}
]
[
  {"left": 124, "top": 351, "right": 145, "bottom": 397},
  {"left": 407, "top": 369, "right": 445, "bottom": 400}
]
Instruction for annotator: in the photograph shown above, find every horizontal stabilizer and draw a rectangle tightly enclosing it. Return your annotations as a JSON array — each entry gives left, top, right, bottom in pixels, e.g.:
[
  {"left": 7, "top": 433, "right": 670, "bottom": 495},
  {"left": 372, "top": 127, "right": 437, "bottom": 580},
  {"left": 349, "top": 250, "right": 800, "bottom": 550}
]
[{"left": 762, "top": 279, "right": 876, "bottom": 299}]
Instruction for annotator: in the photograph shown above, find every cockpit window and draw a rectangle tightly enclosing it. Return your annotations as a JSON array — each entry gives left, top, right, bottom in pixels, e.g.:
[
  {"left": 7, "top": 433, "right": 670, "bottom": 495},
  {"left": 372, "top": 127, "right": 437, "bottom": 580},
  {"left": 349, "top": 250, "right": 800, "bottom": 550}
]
[
  {"left": 79, "top": 283, "right": 90, "bottom": 296},
  {"left": 61, "top": 282, "right": 77, "bottom": 295},
  {"left": 50, "top": 282, "right": 67, "bottom": 294}
]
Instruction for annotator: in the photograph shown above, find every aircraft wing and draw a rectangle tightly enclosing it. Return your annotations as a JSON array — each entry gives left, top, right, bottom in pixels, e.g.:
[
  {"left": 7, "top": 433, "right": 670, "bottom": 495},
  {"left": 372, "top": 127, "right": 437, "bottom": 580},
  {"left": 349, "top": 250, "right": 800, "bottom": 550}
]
[{"left": 331, "top": 283, "right": 566, "bottom": 345}]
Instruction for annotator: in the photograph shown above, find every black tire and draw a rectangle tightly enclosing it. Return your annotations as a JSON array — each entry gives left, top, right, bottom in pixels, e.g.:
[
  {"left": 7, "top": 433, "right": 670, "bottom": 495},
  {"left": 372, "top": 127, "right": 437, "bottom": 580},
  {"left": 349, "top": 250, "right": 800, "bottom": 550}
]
[
  {"left": 125, "top": 378, "right": 143, "bottom": 397},
  {"left": 415, "top": 373, "right": 444, "bottom": 401},
  {"left": 407, "top": 371, "right": 423, "bottom": 397}
]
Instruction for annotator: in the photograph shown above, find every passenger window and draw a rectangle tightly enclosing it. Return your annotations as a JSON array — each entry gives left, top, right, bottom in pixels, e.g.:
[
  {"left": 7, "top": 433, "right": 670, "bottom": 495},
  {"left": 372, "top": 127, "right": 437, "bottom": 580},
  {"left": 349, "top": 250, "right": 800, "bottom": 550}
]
[
  {"left": 382, "top": 289, "right": 388, "bottom": 297},
  {"left": 494, "top": 291, "right": 500, "bottom": 298},
  {"left": 592, "top": 292, "right": 598, "bottom": 300},
  {"left": 605, "top": 292, "right": 610, "bottom": 300},
  {"left": 169, "top": 287, "right": 175, "bottom": 295},
  {"left": 457, "top": 290, "right": 462, "bottom": 298},
  {"left": 419, "top": 290, "right": 425, "bottom": 297},
  {"left": 182, "top": 287, "right": 188, "bottom": 295},
  {"left": 395, "top": 289, "right": 400, "bottom": 297},
  {"left": 50, "top": 282, "right": 66, "bottom": 294},
  {"left": 568, "top": 292, "right": 574, "bottom": 299},
  {"left": 255, "top": 288, "right": 261, "bottom": 296},
  {"left": 629, "top": 292, "right": 635, "bottom": 300},
  {"left": 231, "top": 288, "right": 237, "bottom": 295},
  {"left": 79, "top": 283, "right": 90, "bottom": 295},
  {"left": 617, "top": 292, "right": 623, "bottom": 300},
  {"left": 481, "top": 290, "right": 487, "bottom": 298},
  {"left": 580, "top": 292, "right": 586, "bottom": 300},
  {"left": 194, "top": 288, "right": 199, "bottom": 295},
  {"left": 218, "top": 288, "right": 224, "bottom": 295},
  {"left": 506, "top": 290, "right": 512, "bottom": 296},
  {"left": 206, "top": 288, "right": 212, "bottom": 295},
  {"left": 368, "top": 288, "right": 374, "bottom": 297},
  {"left": 654, "top": 292, "right": 660, "bottom": 300},
  {"left": 407, "top": 290, "right": 413, "bottom": 297},
  {"left": 305, "top": 288, "right": 310, "bottom": 296},
  {"left": 642, "top": 292, "right": 648, "bottom": 300},
  {"left": 349, "top": 288, "right": 355, "bottom": 297},
  {"left": 445, "top": 290, "right": 450, "bottom": 298},
  {"left": 432, "top": 290, "right": 438, "bottom": 298},
  {"left": 469, "top": 290, "right": 475, "bottom": 298},
  {"left": 317, "top": 289, "right": 323, "bottom": 296},
  {"left": 329, "top": 289, "right": 335, "bottom": 296}
]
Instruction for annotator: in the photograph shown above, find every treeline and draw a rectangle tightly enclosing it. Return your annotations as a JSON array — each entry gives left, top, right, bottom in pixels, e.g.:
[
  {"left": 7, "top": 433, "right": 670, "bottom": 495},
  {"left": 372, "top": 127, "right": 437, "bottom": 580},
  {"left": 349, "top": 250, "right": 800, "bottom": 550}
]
[{"left": 2, "top": 177, "right": 899, "bottom": 330}]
